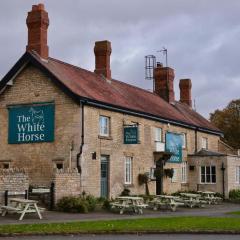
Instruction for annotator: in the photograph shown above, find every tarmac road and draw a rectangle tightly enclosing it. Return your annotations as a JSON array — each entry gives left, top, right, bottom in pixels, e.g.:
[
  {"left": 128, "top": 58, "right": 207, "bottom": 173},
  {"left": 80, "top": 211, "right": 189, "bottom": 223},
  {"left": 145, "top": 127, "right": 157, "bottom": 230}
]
[{"left": 2, "top": 234, "right": 240, "bottom": 240}]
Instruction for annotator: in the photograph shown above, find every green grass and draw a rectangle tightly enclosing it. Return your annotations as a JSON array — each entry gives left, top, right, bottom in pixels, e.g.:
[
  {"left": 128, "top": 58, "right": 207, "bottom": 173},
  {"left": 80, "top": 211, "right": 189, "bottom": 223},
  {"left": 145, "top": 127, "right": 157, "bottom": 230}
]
[
  {"left": 1, "top": 217, "right": 240, "bottom": 235},
  {"left": 227, "top": 211, "right": 240, "bottom": 215}
]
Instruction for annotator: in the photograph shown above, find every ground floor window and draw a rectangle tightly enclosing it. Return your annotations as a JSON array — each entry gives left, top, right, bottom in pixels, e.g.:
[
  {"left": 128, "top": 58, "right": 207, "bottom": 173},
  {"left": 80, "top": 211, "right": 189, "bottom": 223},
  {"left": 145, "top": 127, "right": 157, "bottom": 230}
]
[
  {"left": 236, "top": 166, "right": 240, "bottom": 184},
  {"left": 125, "top": 157, "right": 132, "bottom": 184},
  {"left": 200, "top": 166, "right": 216, "bottom": 183},
  {"left": 171, "top": 169, "right": 178, "bottom": 183},
  {"left": 181, "top": 162, "right": 187, "bottom": 183}
]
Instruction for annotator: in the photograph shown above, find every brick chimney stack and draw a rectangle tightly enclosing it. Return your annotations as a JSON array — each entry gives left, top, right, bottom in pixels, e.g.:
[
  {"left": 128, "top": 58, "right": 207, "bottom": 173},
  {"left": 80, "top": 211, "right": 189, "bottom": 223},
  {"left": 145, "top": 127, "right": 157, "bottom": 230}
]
[
  {"left": 94, "top": 40, "right": 112, "bottom": 79},
  {"left": 179, "top": 79, "right": 192, "bottom": 107},
  {"left": 26, "top": 4, "right": 49, "bottom": 59},
  {"left": 154, "top": 63, "right": 175, "bottom": 103}
]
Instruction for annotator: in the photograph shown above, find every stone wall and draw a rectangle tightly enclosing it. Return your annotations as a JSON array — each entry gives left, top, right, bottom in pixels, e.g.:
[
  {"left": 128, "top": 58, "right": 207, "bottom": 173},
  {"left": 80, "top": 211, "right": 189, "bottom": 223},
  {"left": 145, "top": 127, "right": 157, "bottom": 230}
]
[
  {"left": 0, "top": 168, "right": 29, "bottom": 204},
  {"left": 0, "top": 66, "right": 81, "bottom": 186},
  {"left": 52, "top": 168, "right": 81, "bottom": 204}
]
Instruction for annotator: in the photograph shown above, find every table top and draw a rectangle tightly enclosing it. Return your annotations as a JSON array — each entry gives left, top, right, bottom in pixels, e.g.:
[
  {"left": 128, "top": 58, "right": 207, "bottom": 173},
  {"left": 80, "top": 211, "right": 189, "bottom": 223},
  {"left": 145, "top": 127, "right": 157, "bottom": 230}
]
[
  {"left": 180, "top": 193, "right": 201, "bottom": 198},
  {"left": 201, "top": 191, "right": 216, "bottom": 195},
  {"left": 9, "top": 198, "right": 38, "bottom": 204},
  {"left": 156, "top": 195, "right": 179, "bottom": 199},
  {"left": 117, "top": 196, "right": 143, "bottom": 200}
]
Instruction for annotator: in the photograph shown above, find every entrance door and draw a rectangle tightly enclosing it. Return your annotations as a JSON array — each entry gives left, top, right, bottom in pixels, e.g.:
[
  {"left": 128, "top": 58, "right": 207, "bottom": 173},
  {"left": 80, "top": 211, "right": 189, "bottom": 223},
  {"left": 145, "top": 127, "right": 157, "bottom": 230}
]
[
  {"left": 156, "top": 160, "right": 163, "bottom": 195},
  {"left": 100, "top": 155, "right": 109, "bottom": 198}
]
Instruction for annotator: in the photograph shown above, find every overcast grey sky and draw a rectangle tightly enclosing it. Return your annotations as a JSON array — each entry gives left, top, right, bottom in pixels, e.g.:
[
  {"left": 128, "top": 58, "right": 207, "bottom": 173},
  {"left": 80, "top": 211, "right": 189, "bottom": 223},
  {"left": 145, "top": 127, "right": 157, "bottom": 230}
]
[{"left": 0, "top": 0, "right": 239, "bottom": 118}]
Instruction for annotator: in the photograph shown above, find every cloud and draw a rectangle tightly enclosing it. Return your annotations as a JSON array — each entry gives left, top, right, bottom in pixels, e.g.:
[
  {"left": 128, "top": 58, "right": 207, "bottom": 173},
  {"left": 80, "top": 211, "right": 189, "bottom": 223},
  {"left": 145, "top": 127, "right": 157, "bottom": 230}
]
[{"left": 0, "top": 0, "right": 240, "bottom": 118}]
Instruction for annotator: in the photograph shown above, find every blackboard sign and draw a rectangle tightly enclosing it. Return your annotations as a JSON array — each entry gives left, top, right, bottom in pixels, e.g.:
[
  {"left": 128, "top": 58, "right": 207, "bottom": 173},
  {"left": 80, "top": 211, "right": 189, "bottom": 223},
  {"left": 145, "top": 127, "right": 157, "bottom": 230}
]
[
  {"left": 124, "top": 126, "right": 138, "bottom": 144},
  {"left": 8, "top": 103, "right": 55, "bottom": 144}
]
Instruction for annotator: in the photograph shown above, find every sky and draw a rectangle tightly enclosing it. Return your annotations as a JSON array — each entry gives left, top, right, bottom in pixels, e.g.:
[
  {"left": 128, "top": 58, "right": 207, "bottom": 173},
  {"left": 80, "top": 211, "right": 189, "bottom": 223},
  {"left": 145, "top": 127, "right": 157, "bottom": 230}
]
[{"left": 0, "top": 0, "right": 239, "bottom": 118}]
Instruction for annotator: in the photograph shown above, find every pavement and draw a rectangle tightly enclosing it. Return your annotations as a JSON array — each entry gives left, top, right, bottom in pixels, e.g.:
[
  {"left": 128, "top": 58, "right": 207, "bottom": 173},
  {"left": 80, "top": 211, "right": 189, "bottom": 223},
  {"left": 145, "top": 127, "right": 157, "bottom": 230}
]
[{"left": 0, "top": 202, "right": 239, "bottom": 225}]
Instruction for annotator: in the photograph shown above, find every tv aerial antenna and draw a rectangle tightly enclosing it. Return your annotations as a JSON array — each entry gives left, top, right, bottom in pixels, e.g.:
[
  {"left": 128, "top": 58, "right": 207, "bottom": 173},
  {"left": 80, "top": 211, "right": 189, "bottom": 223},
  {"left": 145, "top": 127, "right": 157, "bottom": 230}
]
[{"left": 157, "top": 47, "right": 168, "bottom": 67}]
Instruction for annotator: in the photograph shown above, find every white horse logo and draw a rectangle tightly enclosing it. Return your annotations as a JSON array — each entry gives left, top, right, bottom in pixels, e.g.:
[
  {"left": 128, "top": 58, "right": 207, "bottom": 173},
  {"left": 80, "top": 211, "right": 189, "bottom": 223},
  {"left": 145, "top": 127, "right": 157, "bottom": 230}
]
[{"left": 29, "top": 107, "right": 45, "bottom": 125}]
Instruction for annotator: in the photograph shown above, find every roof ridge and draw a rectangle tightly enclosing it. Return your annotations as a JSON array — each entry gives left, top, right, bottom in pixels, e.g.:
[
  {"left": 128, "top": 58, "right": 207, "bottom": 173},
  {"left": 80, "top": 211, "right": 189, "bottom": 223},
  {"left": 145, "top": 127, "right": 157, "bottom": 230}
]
[{"left": 48, "top": 56, "right": 99, "bottom": 76}]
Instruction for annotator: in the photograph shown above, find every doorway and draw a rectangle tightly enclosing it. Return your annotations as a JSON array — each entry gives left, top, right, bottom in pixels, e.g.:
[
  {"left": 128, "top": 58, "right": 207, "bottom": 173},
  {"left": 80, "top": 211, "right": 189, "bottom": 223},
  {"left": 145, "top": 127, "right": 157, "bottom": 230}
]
[{"left": 100, "top": 155, "right": 109, "bottom": 198}]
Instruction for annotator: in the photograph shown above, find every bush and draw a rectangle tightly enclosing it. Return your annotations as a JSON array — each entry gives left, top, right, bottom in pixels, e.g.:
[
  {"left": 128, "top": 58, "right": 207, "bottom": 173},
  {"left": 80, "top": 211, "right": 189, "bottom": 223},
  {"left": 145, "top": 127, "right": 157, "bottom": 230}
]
[
  {"left": 57, "top": 194, "right": 98, "bottom": 213},
  {"left": 102, "top": 199, "right": 111, "bottom": 210},
  {"left": 57, "top": 196, "right": 88, "bottom": 213},
  {"left": 229, "top": 189, "right": 240, "bottom": 200},
  {"left": 120, "top": 188, "right": 130, "bottom": 196}
]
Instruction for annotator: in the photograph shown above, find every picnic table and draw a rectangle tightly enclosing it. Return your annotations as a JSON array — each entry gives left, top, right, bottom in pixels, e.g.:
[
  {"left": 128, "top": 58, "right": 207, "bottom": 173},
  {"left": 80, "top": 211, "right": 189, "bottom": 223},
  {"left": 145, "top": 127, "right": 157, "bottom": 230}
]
[
  {"left": 179, "top": 193, "right": 206, "bottom": 208},
  {"left": 111, "top": 196, "right": 148, "bottom": 214},
  {"left": 150, "top": 195, "right": 184, "bottom": 212},
  {"left": 198, "top": 191, "right": 223, "bottom": 204},
  {"left": 1, "top": 198, "right": 43, "bottom": 220}
]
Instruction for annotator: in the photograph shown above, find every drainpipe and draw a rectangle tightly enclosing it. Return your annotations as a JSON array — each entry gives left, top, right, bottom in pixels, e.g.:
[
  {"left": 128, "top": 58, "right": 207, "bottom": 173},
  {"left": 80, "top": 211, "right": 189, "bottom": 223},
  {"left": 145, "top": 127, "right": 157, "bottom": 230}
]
[
  {"left": 221, "top": 162, "right": 225, "bottom": 199},
  {"left": 195, "top": 128, "right": 198, "bottom": 153},
  {"left": 77, "top": 100, "right": 85, "bottom": 174}
]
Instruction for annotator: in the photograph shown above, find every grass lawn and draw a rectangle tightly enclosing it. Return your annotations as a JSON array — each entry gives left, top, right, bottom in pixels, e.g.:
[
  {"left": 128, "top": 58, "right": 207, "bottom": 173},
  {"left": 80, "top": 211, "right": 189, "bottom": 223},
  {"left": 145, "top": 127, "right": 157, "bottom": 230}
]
[
  {"left": 227, "top": 211, "right": 240, "bottom": 215},
  {"left": 1, "top": 217, "right": 240, "bottom": 235}
]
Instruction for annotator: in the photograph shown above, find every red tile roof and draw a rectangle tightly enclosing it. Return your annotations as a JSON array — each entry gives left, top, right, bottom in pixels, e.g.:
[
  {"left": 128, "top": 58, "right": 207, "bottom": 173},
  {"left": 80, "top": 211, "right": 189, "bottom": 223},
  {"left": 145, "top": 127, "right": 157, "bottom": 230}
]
[{"left": 1, "top": 51, "right": 221, "bottom": 134}]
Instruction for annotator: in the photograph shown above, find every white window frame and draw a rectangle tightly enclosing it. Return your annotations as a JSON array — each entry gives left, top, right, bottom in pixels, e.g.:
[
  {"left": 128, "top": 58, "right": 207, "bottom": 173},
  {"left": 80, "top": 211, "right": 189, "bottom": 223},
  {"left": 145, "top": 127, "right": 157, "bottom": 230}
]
[
  {"left": 171, "top": 169, "right": 178, "bottom": 183},
  {"left": 201, "top": 137, "right": 208, "bottom": 150},
  {"left": 125, "top": 157, "right": 132, "bottom": 184},
  {"left": 181, "top": 161, "right": 187, "bottom": 183},
  {"left": 236, "top": 166, "right": 240, "bottom": 184},
  {"left": 99, "top": 116, "right": 110, "bottom": 137},
  {"left": 181, "top": 133, "right": 187, "bottom": 149},
  {"left": 200, "top": 166, "right": 216, "bottom": 184},
  {"left": 155, "top": 127, "right": 162, "bottom": 142}
]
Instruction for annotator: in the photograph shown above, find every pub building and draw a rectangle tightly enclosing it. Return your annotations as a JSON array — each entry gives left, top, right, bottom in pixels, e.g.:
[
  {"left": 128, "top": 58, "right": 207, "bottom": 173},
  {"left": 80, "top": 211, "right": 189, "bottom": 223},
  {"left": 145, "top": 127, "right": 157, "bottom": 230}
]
[{"left": 0, "top": 4, "right": 239, "bottom": 199}]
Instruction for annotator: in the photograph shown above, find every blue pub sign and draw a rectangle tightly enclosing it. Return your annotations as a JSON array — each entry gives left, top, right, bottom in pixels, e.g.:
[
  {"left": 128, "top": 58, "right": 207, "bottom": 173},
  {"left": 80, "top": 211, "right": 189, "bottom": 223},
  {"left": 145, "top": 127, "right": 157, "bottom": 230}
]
[
  {"left": 165, "top": 132, "right": 183, "bottom": 163},
  {"left": 8, "top": 103, "right": 55, "bottom": 144}
]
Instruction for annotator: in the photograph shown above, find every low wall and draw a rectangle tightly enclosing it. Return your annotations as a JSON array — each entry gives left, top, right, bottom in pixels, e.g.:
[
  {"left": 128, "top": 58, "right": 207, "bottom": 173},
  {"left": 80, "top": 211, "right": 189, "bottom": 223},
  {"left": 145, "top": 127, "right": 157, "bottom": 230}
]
[
  {"left": 0, "top": 168, "right": 29, "bottom": 204},
  {"left": 52, "top": 168, "right": 81, "bottom": 204}
]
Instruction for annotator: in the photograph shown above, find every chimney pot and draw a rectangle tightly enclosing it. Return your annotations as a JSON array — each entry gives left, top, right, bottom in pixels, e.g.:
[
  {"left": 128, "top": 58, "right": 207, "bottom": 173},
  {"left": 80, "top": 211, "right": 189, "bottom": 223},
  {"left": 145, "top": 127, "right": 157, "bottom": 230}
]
[
  {"left": 179, "top": 79, "right": 192, "bottom": 107},
  {"left": 94, "top": 40, "right": 112, "bottom": 79},
  {"left": 26, "top": 4, "right": 49, "bottom": 59}
]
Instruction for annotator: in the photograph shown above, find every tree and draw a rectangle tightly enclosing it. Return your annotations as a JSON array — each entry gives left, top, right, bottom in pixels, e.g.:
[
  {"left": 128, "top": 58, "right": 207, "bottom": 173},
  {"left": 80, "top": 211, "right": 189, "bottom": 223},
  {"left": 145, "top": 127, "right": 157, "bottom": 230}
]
[{"left": 210, "top": 99, "right": 240, "bottom": 149}]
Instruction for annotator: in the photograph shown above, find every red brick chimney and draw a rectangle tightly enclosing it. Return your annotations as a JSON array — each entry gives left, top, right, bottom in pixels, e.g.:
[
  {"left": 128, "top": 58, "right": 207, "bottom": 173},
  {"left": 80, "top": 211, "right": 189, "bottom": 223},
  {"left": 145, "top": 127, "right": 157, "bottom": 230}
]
[
  {"left": 154, "top": 63, "right": 175, "bottom": 103},
  {"left": 179, "top": 79, "right": 192, "bottom": 107},
  {"left": 26, "top": 4, "right": 49, "bottom": 59},
  {"left": 94, "top": 40, "right": 112, "bottom": 79}
]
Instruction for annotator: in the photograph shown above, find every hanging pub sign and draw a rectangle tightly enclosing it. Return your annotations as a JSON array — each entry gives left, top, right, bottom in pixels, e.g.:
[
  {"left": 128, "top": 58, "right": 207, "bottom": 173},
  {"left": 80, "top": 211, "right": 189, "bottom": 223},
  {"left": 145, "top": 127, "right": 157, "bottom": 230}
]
[
  {"left": 124, "top": 125, "right": 138, "bottom": 144},
  {"left": 165, "top": 132, "right": 183, "bottom": 163},
  {"left": 8, "top": 103, "right": 55, "bottom": 144}
]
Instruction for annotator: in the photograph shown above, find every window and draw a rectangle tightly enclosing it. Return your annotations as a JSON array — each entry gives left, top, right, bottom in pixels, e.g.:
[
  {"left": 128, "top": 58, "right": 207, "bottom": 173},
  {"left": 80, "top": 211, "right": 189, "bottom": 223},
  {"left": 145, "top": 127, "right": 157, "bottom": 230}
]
[
  {"left": 155, "top": 128, "right": 162, "bottom": 142},
  {"left": 236, "top": 166, "right": 240, "bottom": 184},
  {"left": 125, "top": 157, "right": 132, "bottom": 184},
  {"left": 171, "top": 169, "right": 178, "bottom": 183},
  {"left": 181, "top": 133, "right": 187, "bottom": 149},
  {"left": 99, "top": 116, "right": 110, "bottom": 137},
  {"left": 202, "top": 137, "right": 208, "bottom": 149},
  {"left": 200, "top": 166, "right": 216, "bottom": 183},
  {"left": 181, "top": 162, "right": 187, "bottom": 183}
]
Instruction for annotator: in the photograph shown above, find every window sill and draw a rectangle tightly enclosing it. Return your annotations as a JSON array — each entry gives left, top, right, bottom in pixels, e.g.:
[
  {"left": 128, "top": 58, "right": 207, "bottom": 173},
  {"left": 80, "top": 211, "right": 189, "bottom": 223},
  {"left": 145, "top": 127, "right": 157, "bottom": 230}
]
[
  {"left": 98, "top": 135, "right": 113, "bottom": 140},
  {"left": 199, "top": 183, "right": 216, "bottom": 185},
  {"left": 124, "top": 184, "right": 134, "bottom": 188}
]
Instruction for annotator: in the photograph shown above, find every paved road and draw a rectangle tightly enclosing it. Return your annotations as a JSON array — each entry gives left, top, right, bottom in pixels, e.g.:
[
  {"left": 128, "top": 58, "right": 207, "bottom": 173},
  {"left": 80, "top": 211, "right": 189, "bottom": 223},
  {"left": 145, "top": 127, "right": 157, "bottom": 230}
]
[{"left": 3, "top": 235, "right": 240, "bottom": 240}]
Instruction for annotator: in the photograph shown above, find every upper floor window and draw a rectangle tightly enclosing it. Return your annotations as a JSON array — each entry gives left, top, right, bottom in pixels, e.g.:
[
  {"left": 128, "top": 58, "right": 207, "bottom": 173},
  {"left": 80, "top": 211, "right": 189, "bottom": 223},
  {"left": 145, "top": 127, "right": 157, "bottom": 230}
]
[
  {"left": 200, "top": 166, "right": 216, "bottom": 183},
  {"left": 201, "top": 137, "right": 208, "bottom": 149},
  {"left": 181, "top": 133, "right": 187, "bottom": 149},
  {"left": 155, "top": 127, "right": 162, "bottom": 142},
  {"left": 99, "top": 116, "right": 110, "bottom": 137}
]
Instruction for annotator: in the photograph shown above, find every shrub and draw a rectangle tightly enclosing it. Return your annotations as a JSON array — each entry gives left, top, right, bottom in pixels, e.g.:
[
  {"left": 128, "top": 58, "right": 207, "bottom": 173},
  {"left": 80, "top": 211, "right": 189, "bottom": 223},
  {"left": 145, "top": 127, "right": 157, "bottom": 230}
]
[
  {"left": 85, "top": 195, "right": 97, "bottom": 211},
  {"left": 229, "top": 189, "right": 240, "bottom": 200},
  {"left": 102, "top": 199, "right": 111, "bottom": 210},
  {"left": 57, "top": 196, "right": 88, "bottom": 213},
  {"left": 120, "top": 188, "right": 130, "bottom": 196}
]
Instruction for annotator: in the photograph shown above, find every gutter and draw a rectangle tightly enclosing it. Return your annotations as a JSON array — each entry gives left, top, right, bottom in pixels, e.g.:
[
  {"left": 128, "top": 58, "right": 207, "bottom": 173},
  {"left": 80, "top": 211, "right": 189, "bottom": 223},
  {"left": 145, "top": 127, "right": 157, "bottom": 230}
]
[{"left": 81, "top": 98, "right": 223, "bottom": 137}]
